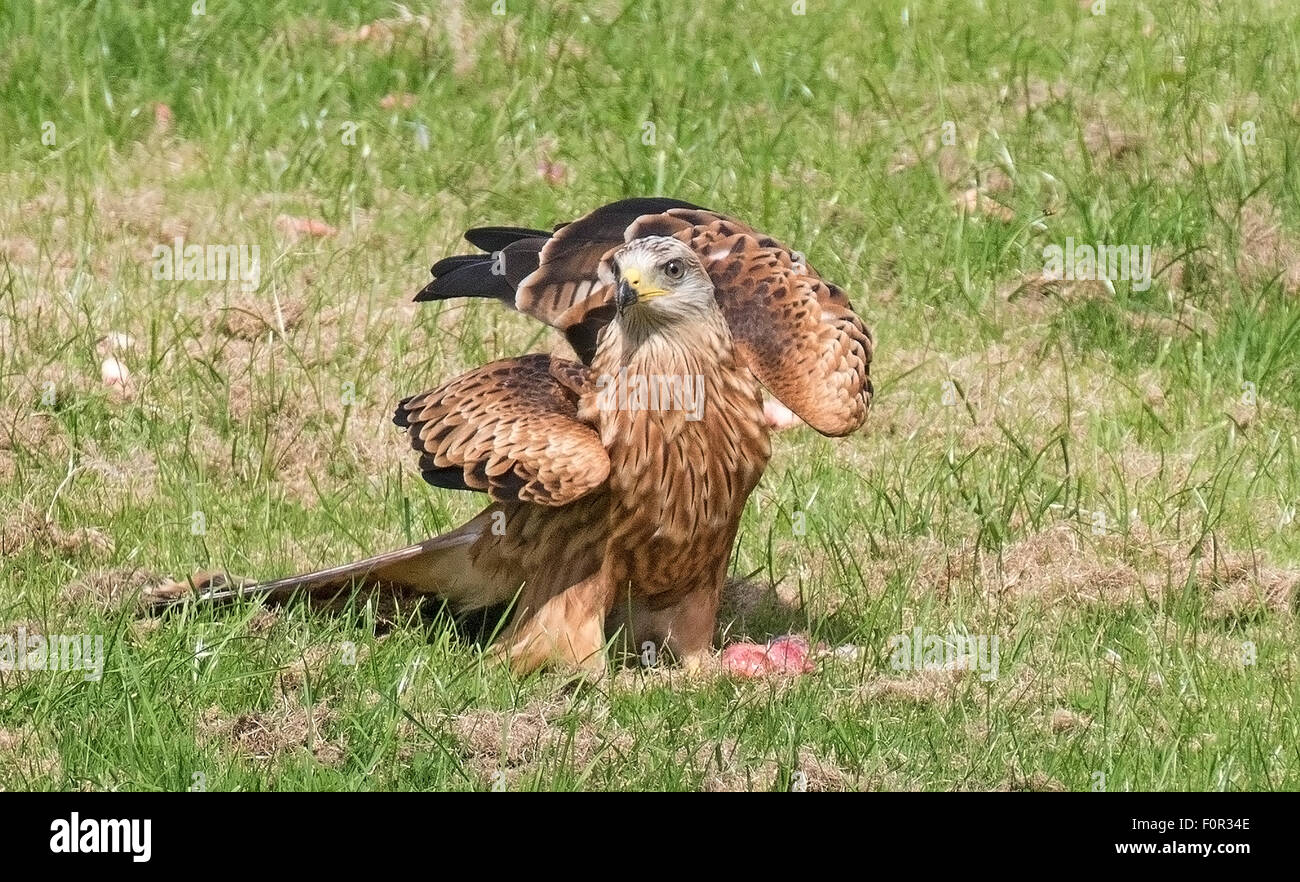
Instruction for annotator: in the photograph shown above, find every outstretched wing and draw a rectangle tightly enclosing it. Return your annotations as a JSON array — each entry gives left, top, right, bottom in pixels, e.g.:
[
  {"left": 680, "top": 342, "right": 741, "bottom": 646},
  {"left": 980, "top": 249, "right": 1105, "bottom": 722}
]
[
  {"left": 415, "top": 199, "right": 875, "bottom": 436},
  {"left": 415, "top": 198, "right": 702, "bottom": 324},
  {"left": 393, "top": 354, "right": 608, "bottom": 506},
  {"left": 686, "top": 225, "right": 874, "bottom": 437},
  {"left": 515, "top": 197, "right": 705, "bottom": 323}
]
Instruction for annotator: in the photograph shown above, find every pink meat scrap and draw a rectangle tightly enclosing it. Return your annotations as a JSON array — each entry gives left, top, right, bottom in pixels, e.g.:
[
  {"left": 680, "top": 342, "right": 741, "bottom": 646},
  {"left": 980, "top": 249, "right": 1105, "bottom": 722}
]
[{"left": 721, "top": 635, "right": 816, "bottom": 677}]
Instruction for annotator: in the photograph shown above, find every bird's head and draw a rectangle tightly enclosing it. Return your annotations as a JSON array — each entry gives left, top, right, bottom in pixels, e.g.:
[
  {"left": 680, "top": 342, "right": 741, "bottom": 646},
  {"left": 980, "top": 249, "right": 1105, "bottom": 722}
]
[{"left": 609, "top": 236, "right": 715, "bottom": 325}]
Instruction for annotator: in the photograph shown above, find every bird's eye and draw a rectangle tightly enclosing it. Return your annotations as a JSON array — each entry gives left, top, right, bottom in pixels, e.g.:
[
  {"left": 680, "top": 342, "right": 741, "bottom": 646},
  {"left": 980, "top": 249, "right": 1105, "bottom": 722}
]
[
  {"left": 610, "top": 260, "right": 621, "bottom": 278},
  {"left": 663, "top": 259, "right": 684, "bottom": 280}
]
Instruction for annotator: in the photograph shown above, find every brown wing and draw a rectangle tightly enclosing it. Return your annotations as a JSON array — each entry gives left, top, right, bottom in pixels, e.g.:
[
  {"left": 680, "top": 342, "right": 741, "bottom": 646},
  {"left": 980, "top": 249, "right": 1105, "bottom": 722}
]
[
  {"left": 420, "top": 199, "right": 874, "bottom": 436},
  {"left": 564, "top": 208, "right": 874, "bottom": 436},
  {"left": 513, "top": 198, "right": 710, "bottom": 324},
  {"left": 393, "top": 354, "right": 609, "bottom": 506},
  {"left": 685, "top": 226, "right": 875, "bottom": 437}
]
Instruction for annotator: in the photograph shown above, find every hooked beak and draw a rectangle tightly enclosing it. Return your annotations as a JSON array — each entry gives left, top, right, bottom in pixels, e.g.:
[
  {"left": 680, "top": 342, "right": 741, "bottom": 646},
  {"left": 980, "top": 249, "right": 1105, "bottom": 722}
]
[
  {"left": 615, "top": 266, "right": 666, "bottom": 313},
  {"left": 616, "top": 279, "right": 638, "bottom": 312}
]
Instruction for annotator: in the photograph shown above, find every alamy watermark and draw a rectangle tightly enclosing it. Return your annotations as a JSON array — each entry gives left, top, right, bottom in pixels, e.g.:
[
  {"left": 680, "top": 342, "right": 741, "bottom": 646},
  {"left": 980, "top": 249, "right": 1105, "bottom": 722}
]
[
  {"left": 50, "top": 813, "right": 150, "bottom": 862},
  {"left": 1043, "top": 238, "right": 1153, "bottom": 291},
  {"left": 595, "top": 368, "right": 705, "bottom": 421},
  {"left": 888, "top": 626, "right": 1000, "bottom": 681},
  {"left": 0, "top": 627, "right": 104, "bottom": 682},
  {"left": 152, "top": 237, "right": 261, "bottom": 292}
]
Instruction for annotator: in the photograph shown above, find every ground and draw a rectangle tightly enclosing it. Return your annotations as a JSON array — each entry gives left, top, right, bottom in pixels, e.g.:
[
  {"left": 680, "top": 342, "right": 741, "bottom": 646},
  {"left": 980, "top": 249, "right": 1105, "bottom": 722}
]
[{"left": 1, "top": 0, "right": 1298, "bottom": 791}]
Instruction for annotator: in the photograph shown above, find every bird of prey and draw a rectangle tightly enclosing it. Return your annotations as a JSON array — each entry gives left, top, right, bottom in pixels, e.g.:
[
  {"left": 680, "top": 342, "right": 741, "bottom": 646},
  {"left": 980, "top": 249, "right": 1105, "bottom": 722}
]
[{"left": 149, "top": 199, "right": 874, "bottom": 675}]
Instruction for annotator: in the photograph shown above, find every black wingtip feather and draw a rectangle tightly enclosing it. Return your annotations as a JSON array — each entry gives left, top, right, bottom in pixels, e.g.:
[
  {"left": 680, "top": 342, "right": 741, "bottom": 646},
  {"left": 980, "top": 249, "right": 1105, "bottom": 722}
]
[
  {"left": 429, "top": 254, "right": 485, "bottom": 277},
  {"left": 420, "top": 466, "right": 473, "bottom": 493},
  {"left": 420, "top": 199, "right": 706, "bottom": 305},
  {"left": 393, "top": 394, "right": 425, "bottom": 428},
  {"left": 413, "top": 260, "right": 514, "bottom": 303},
  {"left": 464, "top": 225, "right": 551, "bottom": 253}
]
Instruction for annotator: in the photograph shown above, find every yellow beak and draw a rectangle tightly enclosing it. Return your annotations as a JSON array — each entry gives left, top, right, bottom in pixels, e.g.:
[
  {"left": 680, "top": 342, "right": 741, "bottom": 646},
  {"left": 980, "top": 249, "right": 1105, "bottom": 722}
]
[{"left": 616, "top": 266, "right": 668, "bottom": 310}]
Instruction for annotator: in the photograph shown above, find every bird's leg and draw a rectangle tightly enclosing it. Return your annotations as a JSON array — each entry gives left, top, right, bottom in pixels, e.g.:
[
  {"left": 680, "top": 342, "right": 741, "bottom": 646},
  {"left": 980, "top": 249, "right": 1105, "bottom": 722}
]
[
  {"left": 659, "top": 586, "right": 722, "bottom": 674},
  {"left": 612, "top": 581, "right": 722, "bottom": 673},
  {"left": 493, "top": 571, "right": 610, "bottom": 676}
]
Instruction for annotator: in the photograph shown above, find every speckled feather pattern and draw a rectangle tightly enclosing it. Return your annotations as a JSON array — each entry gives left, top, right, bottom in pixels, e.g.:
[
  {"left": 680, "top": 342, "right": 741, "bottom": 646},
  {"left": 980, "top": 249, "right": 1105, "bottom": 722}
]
[
  {"left": 393, "top": 354, "right": 609, "bottom": 505},
  {"left": 393, "top": 240, "right": 772, "bottom": 665},
  {"left": 157, "top": 203, "right": 870, "bottom": 673},
  {"left": 515, "top": 204, "right": 874, "bottom": 436}
]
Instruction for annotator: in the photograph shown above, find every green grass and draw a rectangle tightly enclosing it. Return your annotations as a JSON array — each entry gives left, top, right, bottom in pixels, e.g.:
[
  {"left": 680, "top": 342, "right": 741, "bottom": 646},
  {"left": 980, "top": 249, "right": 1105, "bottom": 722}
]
[{"left": 2, "top": 0, "right": 1299, "bottom": 791}]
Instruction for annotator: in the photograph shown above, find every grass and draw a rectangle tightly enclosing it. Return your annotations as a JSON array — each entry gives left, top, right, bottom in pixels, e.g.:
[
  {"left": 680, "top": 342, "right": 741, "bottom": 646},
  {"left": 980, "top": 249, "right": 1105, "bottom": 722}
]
[{"left": 1, "top": 0, "right": 1299, "bottom": 791}]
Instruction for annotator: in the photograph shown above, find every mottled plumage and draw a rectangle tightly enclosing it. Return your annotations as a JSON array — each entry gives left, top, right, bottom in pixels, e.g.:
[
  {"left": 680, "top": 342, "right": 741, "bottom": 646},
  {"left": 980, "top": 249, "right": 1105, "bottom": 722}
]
[
  {"left": 418, "top": 198, "right": 874, "bottom": 436},
  {"left": 393, "top": 354, "right": 607, "bottom": 505},
  {"left": 148, "top": 201, "right": 875, "bottom": 675}
]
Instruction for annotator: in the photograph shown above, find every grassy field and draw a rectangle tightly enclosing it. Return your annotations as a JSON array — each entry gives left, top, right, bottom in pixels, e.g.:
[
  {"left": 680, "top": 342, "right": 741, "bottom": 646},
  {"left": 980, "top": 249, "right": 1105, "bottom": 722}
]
[{"left": 2, "top": 0, "right": 1299, "bottom": 791}]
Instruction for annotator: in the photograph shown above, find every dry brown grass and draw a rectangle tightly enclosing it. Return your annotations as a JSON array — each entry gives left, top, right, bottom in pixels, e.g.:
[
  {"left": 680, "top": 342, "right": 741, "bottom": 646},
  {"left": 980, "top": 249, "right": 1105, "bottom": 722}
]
[
  {"left": 814, "top": 502, "right": 1299, "bottom": 635},
  {"left": 61, "top": 566, "right": 169, "bottom": 611},
  {"left": 997, "top": 769, "right": 1068, "bottom": 792},
  {"left": 0, "top": 725, "right": 63, "bottom": 788},
  {"left": 450, "top": 698, "right": 859, "bottom": 791},
  {"left": 1082, "top": 119, "right": 1145, "bottom": 163},
  {"left": 1233, "top": 197, "right": 1300, "bottom": 293},
  {"left": 276, "top": 641, "right": 369, "bottom": 692},
  {"left": 1049, "top": 707, "right": 1092, "bottom": 733},
  {"left": 1, "top": 504, "right": 114, "bottom": 560},
  {"left": 215, "top": 296, "right": 308, "bottom": 341},
  {"left": 953, "top": 187, "right": 1016, "bottom": 223},
  {"left": 451, "top": 701, "right": 631, "bottom": 788},
  {"left": 699, "top": 742, "right": 855, "bottom": 792},
  {"left": 1197, "top": 551, "right": 1298, "bottom": 620},
  {"left": 198, "top": 698, "right": 345, "bottom": 766}
]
